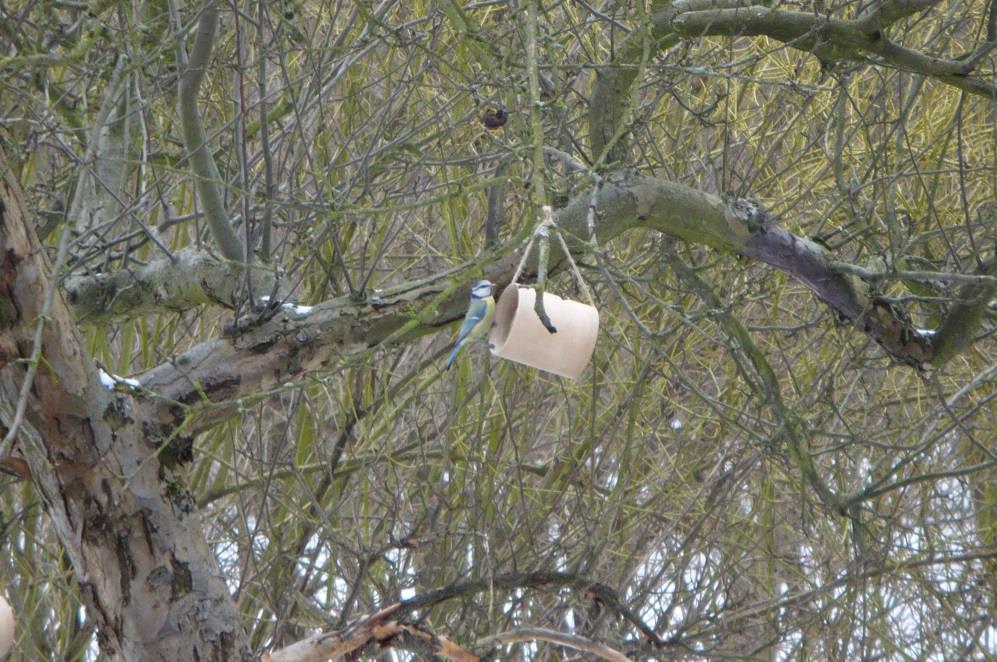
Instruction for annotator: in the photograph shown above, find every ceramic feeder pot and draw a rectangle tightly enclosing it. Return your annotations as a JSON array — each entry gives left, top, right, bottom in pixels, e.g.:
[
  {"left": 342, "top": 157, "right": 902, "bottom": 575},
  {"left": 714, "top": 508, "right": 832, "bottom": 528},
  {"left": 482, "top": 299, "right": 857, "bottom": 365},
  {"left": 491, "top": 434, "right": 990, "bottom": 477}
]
[
  {"left": 0, "top": 594, "right": 12, "bottom": 657},
  {"left": 490, "top": 286, "right": 599, "bottom": 379}
]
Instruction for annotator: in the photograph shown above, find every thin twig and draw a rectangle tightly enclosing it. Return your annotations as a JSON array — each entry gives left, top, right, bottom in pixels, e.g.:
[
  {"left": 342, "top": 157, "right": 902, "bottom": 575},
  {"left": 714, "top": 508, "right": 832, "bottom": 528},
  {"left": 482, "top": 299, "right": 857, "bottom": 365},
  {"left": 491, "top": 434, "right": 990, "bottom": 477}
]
[
  {"left": 830, "top": 261, "right": 997, "bottom": 286},
  {"left": 478, "top": 628, "right": 633, "bottom": 662},
  {"left": 533, "top": 221, "right": 557, "bottom": 334},
  {"left": 524, "top": 0, "right": 547, "bottom": 211},
  {"left": 0, "top": 213, "right": 73, "bottom": 457}
]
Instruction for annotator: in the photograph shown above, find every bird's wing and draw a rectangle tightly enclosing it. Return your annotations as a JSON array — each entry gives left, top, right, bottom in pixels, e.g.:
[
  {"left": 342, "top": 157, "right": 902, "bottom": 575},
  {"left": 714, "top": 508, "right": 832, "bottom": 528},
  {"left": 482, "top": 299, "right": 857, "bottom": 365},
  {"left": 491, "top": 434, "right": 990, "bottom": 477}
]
[{"left": 454, "top": 298, "right": 488, "bottom": 342}]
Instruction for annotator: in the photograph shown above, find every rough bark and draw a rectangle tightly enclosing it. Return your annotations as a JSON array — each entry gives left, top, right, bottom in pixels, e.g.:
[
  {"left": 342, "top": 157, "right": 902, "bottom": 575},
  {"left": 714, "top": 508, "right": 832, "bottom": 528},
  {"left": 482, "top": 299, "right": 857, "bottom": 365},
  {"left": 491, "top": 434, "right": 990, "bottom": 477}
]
[
  {"left": 64, "top": 247, "right": 276, "bottom": 325},
  {"left": 138, "top": 250, "right": 523, "bottom": 434},
  {"left": 0, "top": 168, "right": 248, "bottom": 660}
]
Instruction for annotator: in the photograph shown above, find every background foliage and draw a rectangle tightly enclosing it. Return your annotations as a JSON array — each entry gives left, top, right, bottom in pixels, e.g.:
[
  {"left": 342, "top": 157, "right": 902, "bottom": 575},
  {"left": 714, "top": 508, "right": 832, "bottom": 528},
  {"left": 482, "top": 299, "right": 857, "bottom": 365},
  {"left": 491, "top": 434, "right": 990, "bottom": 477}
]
[{"left": 1, "top": 0, "right": 995, "bottom": 658}]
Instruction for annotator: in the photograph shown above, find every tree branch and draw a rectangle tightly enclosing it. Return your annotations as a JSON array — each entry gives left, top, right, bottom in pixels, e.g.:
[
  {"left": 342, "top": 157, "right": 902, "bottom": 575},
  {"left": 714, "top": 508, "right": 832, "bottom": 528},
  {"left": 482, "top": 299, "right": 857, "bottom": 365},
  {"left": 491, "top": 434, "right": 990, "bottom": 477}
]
[
  {"left": 563, "top": 178, "right": 935, "bottom": 366},
  {"left": 670, "top": 6, "right": 997, "bottom": 98},
  {"left": 263, "top": 604, "right": 479, "bottom": 662},
  {"left": 930, "top": 254, "right": 997, "bottom": 366},
  {"left": 264, "top": 571, "right": 657, "bottom": 661},
  {"left": 590, "top": 0, "right": 995, "bottom": 155},
  {"left": 261, "top": 605, "right": 396, "bottom": 662},
  {"left": 64, "top": 247, "right": 275, "bottom": 324},
  {"left": 669, "top": 255, "right": 842, "bottom": 511},
  {"left": 395, "top": 571, "right": 660, "bottom": 644},
  {"left": 855, "top": 0, "right": 944, "bottom": 32},
  {"left": 176, "top": 4, "right": 246, "bottom": 262},
  {"left": 136, "top": 257, "right": 519, "bottom": 433},
  {"left": 588, "top": 0, "right": 758, "bottom": 161},
  {"left": 477, "top": 628, "right": 632, "bottom": 662}
]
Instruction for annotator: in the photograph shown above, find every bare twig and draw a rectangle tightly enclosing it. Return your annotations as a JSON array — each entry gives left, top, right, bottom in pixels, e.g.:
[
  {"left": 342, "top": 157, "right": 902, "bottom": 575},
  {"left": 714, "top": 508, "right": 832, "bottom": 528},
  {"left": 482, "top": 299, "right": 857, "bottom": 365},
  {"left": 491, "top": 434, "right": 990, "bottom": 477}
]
[
  {"left": 524, "top": 0, "right": 547, "bottom": 210},
  {"left": 533, "top": 221, "right": 558, "bottom": 334},
  {"left": 830, "top": 260, "right": 997, "bottom": 286},
  {"left": 263, "top": 605, "right": 479, "bottom": 662},
  {"left": 477, "top": 628, "right": 633, "bottom": 662}
]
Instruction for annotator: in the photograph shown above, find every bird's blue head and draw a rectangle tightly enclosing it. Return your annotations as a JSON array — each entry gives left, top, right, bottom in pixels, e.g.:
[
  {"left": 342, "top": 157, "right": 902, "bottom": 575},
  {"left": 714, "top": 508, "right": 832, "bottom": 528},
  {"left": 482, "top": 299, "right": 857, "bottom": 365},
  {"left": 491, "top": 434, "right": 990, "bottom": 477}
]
[{"left": 470, "top": 279, "right": 494, "bottom": 299}]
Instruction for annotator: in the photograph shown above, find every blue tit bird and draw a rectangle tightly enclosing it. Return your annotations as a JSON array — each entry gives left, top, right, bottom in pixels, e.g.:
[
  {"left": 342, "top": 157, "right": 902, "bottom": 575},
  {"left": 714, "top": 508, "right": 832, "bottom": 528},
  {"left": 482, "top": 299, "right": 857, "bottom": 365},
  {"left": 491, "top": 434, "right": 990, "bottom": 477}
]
[{"left": 446, "top": 279, "right": 496, "bottom": 369}]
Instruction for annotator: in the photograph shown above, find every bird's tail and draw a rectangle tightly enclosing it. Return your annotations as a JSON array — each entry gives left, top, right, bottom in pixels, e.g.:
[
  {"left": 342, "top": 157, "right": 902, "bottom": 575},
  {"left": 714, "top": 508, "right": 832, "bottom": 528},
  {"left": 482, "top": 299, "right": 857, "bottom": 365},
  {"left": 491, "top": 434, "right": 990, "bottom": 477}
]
[{"left": 445, "top": 342, "right": 463, "bottom": 370}]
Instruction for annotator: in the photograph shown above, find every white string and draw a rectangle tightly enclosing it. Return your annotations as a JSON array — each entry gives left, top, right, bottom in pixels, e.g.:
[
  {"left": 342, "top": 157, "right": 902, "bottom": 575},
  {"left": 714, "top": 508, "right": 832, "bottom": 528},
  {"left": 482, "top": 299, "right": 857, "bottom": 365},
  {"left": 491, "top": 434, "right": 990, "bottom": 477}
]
[
  {"left": 510, "top": 236, "right": 536, "bottom": 286},
  {"left": 553, "top": 226, "right": 596, "bottom": 307},
  {"left": 508, "top": 206, "right": 595, "bottom": 307}
]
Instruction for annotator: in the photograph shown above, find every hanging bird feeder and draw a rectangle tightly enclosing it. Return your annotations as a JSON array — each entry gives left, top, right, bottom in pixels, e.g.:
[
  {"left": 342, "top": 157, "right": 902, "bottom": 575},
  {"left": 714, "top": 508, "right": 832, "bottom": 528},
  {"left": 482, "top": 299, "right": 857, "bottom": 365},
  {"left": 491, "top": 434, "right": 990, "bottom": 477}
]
[
  {"left": 490, "top": 207, "right": 599, "bottom": 379},
  {"left": 0, "top": 594, "right": 13, "bottom": 657}
]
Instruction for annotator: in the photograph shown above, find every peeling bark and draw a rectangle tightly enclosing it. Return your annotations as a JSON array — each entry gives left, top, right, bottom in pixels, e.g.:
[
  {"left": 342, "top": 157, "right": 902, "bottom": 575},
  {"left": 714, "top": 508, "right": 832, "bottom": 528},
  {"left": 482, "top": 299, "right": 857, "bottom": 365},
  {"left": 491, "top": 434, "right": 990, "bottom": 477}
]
[
  {"left": 64, "top": 247, "right": 276, "bottom": 325},
  {"left": 0, "top": 168, "right": 248, "bottom": 660}
]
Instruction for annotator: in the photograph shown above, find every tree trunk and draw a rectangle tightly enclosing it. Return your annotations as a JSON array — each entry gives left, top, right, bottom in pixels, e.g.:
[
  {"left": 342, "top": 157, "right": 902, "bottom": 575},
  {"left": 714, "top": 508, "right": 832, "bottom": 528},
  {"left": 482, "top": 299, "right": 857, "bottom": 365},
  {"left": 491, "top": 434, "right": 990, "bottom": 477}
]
[{"left": 0, "top": 167, "right": 248, "bottom": 660}]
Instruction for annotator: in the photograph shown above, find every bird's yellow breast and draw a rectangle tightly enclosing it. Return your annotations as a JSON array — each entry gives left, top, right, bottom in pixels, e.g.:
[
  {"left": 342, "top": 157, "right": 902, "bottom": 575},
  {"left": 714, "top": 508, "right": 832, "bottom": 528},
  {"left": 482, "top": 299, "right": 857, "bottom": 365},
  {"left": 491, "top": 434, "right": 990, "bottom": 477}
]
[{"left": 467, "top": 296, "right": 495, "bottom": 341}]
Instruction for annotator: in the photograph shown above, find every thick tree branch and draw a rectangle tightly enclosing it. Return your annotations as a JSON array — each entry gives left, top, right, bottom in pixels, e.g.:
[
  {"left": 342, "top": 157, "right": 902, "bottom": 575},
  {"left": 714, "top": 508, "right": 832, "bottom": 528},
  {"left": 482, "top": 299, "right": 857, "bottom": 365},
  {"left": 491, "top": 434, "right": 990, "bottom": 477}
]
[
  {"left": 589, "top": 0, "right": 765, "bottom": 161},
  {"left": 64, "top": 247, "right": 275, "bottom": 324},
  {"left": 590, "top": 3, "right": 673, "bottom": 162},
  {"left": 177, "top": 4, "right": 246, "bottom": 262},
  {"left": 557, "top": 177, "right": 936, "bottom": 366},
  {"left": 670, "top": 6, "right": 997, "bottom": 98},
  {"left": 930, "top": 254, "right": 997, "bottom": 366},
  {"left": 856, "top": 0, "right": 944, "bottom": 32},
  {"left": 261, "top": 604, "right": 400, "bottom": 662},
  {"left": 66, "top": 55, "right": 131, "bottom": 245},
  {"left": 263, "top": 606, "right": 478, "bottom": 662},
  {"left": 137, "top": 256, "right": 520, "bottom": 433},
  {"left": 590, "top": 0, "right": 994, "bottom": 158}
]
